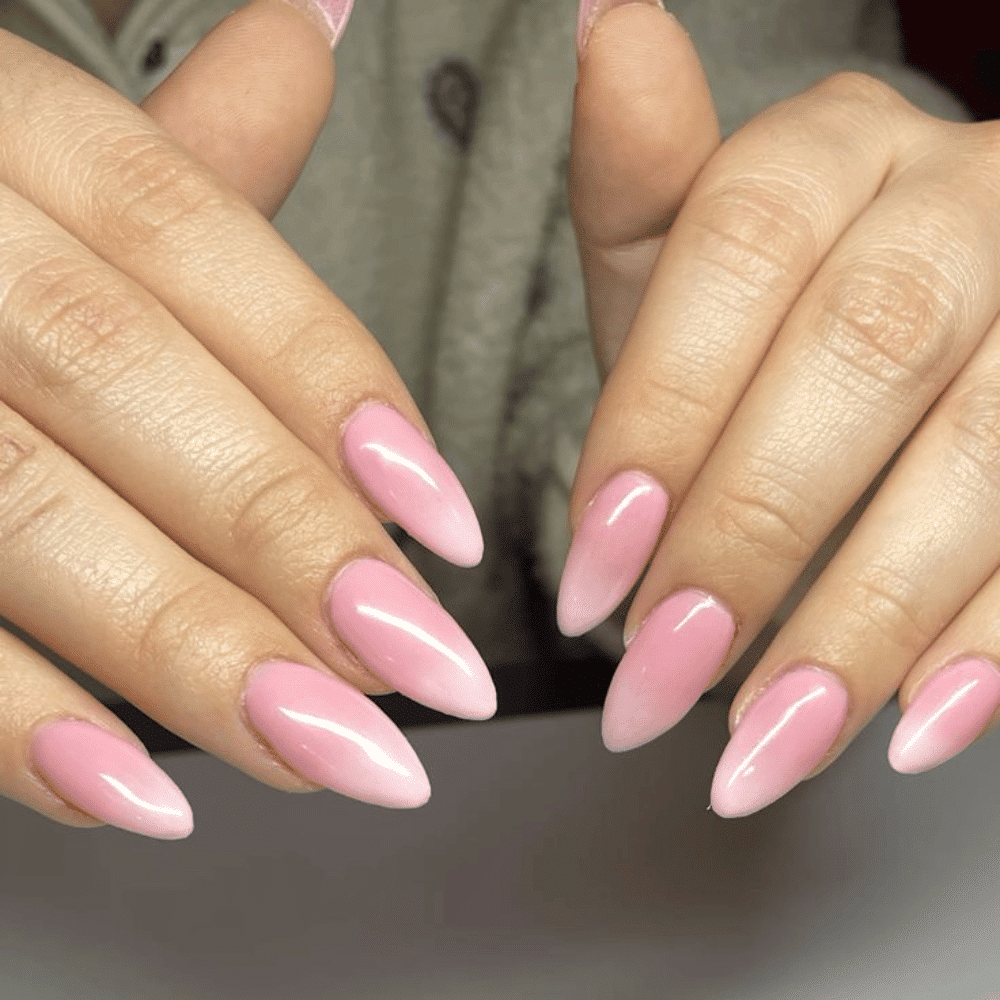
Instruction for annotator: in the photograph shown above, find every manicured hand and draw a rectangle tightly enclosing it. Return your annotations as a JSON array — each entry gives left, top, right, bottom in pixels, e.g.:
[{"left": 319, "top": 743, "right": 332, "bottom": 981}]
[
  {"left": 567, "top": 1, "right": 1000, "bottom": 815},
  {"left": 0, "top": 0, "right": 494, "bottom": 840}
]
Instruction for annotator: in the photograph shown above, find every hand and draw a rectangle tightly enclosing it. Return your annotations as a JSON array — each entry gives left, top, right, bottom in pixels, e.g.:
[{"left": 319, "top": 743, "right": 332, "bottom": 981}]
[
  {"left": 566, "top": 2, "right": 1000, "bottom": 815},
  {"left": 0, "top": 0, "right": 494, "bottom": 839}
]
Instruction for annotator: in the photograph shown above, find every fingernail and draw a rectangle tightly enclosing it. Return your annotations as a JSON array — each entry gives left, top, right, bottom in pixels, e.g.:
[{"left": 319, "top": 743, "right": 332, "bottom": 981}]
[
  {"left": 889, "top": 658, "right": 1000, "bottom": 774},
  {"left": 602, "top": 588, "right": 735, "bottom": 752},
  {"left": 343, "top": 404, "right": 483, "bottom": 568},
  {"left": 577, "top": 0, "right": 667, "bottom": 54},
  {"left": 557, "top": 471, "right": 668, "bottom": 637},
  {"left": 711, "top": 666, "right": 849, "bottom": 819},
  {"left": 280, "top": 0, "right": 355, "bottom": 48},
  {"left": 244, "top": 660, "right": 430, "bottom": 808},
  {"left": 30, "top": 719, "right": 193, "bottom": 840},
  {"left": 329, "top": 559, "right": 497, "bottom": 720}
]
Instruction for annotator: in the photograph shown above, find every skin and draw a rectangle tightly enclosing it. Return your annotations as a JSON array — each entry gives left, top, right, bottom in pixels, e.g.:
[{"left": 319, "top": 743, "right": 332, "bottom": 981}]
[
  {"left": 572, "top": 3, "right": 1000, "bottom": 798},
  {"left": 1, "top": 0, "right": 997, "bottom": 831}
]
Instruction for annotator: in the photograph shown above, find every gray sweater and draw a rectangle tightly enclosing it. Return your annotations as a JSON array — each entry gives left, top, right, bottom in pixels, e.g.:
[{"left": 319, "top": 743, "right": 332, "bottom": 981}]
[{"left": 0, "top": 0, "right": 967, "bottom": 698}]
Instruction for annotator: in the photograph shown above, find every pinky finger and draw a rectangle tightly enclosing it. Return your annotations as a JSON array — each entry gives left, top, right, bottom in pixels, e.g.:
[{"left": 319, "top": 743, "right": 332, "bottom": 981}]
[
  {"left": 0, "top": 632, "right": 192, "bottom": 839},
  {"left": 890, "top": 585, "right": 1000, "bottom": 775}
]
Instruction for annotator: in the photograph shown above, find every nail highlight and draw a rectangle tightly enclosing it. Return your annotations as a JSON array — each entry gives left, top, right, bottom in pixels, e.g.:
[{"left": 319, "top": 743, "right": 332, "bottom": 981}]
[
  {"left": 244, "top": 660, "right": 430, "bottom": 808},
  {"left": 280, "top": 0, "right": 355, "bottom": 48},
  {"left": 711, "top": 666, "right": 849, "bottom": 819},
  {"left": 329, "top": 559, "right": 496, "bottom": 720},
  {"left": 557, "top": 471, "right": 668, "bottom": 637},
  {"left": 342, "top": 403, "right": 483, "bottom": 567},
  {"left": 602, "top": 588, "right": 735, "bottom": 752},
  {"left": 889, "top": 658, "right": 1000, "bottom": 774},
  {"left": 30, "top": 719, "right": 193, "bottom": 840}
]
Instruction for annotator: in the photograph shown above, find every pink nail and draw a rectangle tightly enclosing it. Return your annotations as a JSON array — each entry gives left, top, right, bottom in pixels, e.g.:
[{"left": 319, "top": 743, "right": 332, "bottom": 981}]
[
  {"left": 577, "top": 0, "right": 666, "bottom": 53},
  {"left": 30, "top": 719, "right": 193, "bottom": 840},
  {"left": 558, "top": 471, "right": 668, "bottom": 637},
  {"left": 889, "top": 658, "right": 1000, "bottom": 774},
  {"left": 711, "top": 666, "right": 849, "bottom": 819},
  {"left": 281, "top": 0, "right": 355, "bottom": 48},
  {"left": 329, "top": 559, "right": 496, "bottom": 720},
  {"left": 342, "top": 404, "right": 483, "bottom": 568},
  {"left": 602, "top": 588, "right": 735, "bottom": 752},
  {"left": 244, "top": 660, "right": 430, "bottom": 808}
]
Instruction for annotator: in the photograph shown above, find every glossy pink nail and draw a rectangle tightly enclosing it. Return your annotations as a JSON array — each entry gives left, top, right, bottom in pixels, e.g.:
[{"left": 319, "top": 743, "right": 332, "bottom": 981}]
[
  {"left": 342, "top": 403, "right": 483, "bottom": 568},
  {"left": 889, "top": 658, "right": 1000, "bottom": 774},
  {"left": 244, "top": 660, "right": 430, "bottom": 808},
  {"left": 30, "top": 719, "right": 193, "bottom": 840},
  {"left": 329, "top": 559, "right": 496, "bottom": 720},
  {"left": 281, "top": 0, "right": 355, "bottom": 48},
  {"left": 557, "top": 471, "right": 669, "bottom": 638},
  {"left": 602, "top": 589, "right": 735, "bottom": 752},
  {"left": 711, "top": 666, "right": 849, "bottom": 818}
]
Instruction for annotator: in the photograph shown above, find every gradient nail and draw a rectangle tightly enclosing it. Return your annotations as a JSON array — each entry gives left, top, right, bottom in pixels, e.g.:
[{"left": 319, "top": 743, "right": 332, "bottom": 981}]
[
  {"left": 30, "top": 719, "right": 193, "bottom": 840},
  {"left": 280, "top": 0, "right": 355, "bottom": 48},
  {"left": 244, "top": 660, "right": 430, "bottom": 808},
  {"left": 329, "top": 559, "right": 496, "bottom": 720},
  {"left": 889, "top": 658, "right": 1000, "bottom": 774},
  {"left": 342, "top": 403, "right": 483, "bottom": 568},
  {"left": 711, "top": 666, "right": 849, "bottom": 818},
  {"left": 557, "top": 471, "right": 669, "bottom": 637},
  {"left": 602, "top": 588, "right": 735, "bottom": 752}
]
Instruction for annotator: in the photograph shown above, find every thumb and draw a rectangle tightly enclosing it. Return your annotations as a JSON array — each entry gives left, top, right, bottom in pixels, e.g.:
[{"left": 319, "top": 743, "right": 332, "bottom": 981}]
[
  {"left": 140, "top": 0, "right": 352, "bottom": 220},
  {"left": 570, "top": 2, "right": 720, "bottom": 376}
]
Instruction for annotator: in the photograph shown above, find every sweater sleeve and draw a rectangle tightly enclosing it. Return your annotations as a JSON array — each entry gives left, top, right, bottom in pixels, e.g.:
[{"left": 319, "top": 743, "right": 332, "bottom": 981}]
[{"left": 500, "top": 10, "right": 972, "bottom": 663}]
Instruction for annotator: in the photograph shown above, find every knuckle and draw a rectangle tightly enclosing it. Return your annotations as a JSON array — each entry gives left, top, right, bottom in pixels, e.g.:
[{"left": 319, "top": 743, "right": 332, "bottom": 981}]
[
  {"left": 946, "top": 377, "right": 1000, "bottom": 493},
  {"left": 709, "top": 461, "right": 815, "bottom": 567},
  {"left": 632, "top": 359, "right": 717, "bottom": 431},
  {"left": 2, "top": 255, "right": 162, "bottom": 396},
  {"left": 811, "top": 71, "right": 906, "bottom": 113},
  {"left": 843, "top": 564, "right": 933, "bottom": 654},
  {"left": 814, "top": 251, "right": 962, "bottom": 399},
  {"left": 688, "top": 177, "right": 822, "bottom": 308},
  {"left": 135, "top": 580, "right": 243, "bottom": 687},
  {"left": 85, "top": 129, "right": 230, "bottom": 252},
  {"left": 0, "top": 423, "right": 69, "bottom": 550},
  {"left": 222, "top": 452, "right": 329, "bottom": 561}
]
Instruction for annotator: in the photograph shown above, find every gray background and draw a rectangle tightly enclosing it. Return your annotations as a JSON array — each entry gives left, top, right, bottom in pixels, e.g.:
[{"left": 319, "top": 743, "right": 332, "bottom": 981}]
[{"left": 2, "top": 701, "right": 998, "bottom": 999}]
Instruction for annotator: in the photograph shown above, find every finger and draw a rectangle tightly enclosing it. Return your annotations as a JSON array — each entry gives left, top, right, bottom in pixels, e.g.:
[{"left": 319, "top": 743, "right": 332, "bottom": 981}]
[
  {"left": 0, "top": 28, "right": 483, "bottom": 571},
  {"left": 0, "top": 178, "right": 494, "bottom": 717},
  {"left": 0, "top": 403, "right": 430, "bottom": 810},
  {"left": 560, "top": 73, "right": 900, "bottom": 640},
  {"left": 0, "top": 628, "right": 192, "bottom": 839},
  {"left": 712, "top": 303, "right": 1000, "bottom": 816},
  {"left": 598, "top": 107, "right": 1000, "bottom": 751},
  {"left": 571, "top": 2, "right": 720, "bottom": 376},
  {"left": 140, "top": 0, "right": 348, "bottom": 220}
]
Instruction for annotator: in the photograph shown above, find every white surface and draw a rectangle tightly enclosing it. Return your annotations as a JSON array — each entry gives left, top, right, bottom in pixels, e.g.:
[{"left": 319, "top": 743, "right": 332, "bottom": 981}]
[{"left": 1, "top": 702, "right": 999, "bottom": 999}]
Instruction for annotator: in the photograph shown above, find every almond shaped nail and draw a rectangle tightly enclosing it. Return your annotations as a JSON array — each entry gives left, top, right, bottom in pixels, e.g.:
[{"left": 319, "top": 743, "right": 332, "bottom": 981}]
[
  {"left": 557, "top": 470, "right": 668, "bottom": 637},
  {"left": 711, "top": 666, "right": 849, "bottom": 819},
  {"left": 244, "top": 660, "right": 430, "bottom": 808},
  {"left": 602, "top": 588, "right": 735, "bottom": 752},
  {"left": 889, "top": 658, "right": 1000, "bottom": 774},
  {"left": 280, "top": 0, "right": 355, "bottom": 48},
  {"left": 31, "top": 719, "right": 193, "bottom": 840},
  {"left": 329, "top": 559, "right": 496, "bottom": 720},
  {"left": 342, "top": 404, "right": 483, "bottom": 567}
]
